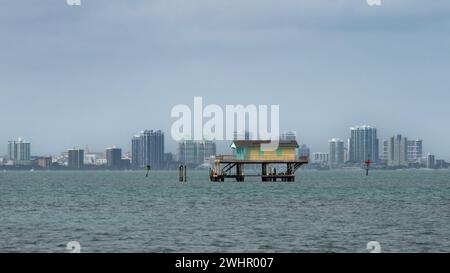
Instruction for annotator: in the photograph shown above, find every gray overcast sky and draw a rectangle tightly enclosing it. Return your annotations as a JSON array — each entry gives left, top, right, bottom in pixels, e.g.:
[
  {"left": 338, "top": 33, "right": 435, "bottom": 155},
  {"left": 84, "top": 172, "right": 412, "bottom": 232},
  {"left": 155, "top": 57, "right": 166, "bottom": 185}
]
[{"left": 1, "top": 0, "right": 449, "bottom": 159}]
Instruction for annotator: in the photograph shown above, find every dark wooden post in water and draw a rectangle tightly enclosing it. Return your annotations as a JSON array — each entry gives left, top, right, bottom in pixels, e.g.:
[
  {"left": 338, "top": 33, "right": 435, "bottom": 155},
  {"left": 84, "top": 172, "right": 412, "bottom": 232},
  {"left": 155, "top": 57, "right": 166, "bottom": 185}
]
[
  {"left": 262, "top": 163, "right": 267, "bottom": 182},
  {"left": 236, "top": 163, "right": 244, "bottom": 182},
  {"left": 179, "top": 165, "right": 187, "bottom": 182},
  {"left": 287, "top": 163, "right": 294, "bottom": 182}
]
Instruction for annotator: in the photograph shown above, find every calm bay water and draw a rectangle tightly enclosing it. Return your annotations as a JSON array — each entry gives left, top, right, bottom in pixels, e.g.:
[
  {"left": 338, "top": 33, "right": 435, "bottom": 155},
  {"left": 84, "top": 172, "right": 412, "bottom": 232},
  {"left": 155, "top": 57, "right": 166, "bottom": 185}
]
[{"left": 0, "top": 170, "right": 449, "bottom": 253}]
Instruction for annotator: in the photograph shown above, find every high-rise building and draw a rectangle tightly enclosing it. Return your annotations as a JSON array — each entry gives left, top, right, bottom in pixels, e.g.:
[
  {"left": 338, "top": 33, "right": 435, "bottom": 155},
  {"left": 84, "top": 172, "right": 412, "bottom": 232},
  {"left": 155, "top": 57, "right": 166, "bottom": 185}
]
[
  {"left": 427, "top": 153, "right": 435, "bottom": 169},
  {"left": 298, "top": 144, "right": 310, "bottom": 159},
  {"left": 311, "top": 152, "right": 329, "bottom": 165},
  {"left": 435, "top": 159, "right": 447, "bottom": 169},
  {"left": 68, "top": 149, "right": 84, "bottom": 169},
  {"left": 380, "top": 139, "right": 389, "bottom": 162},
  {"left": 106, "top": 147, "right": 122, "bottom": 169},
  {"left": 131, "top": 130, "right": 165, "bottom": 169},
  {"left": 198, "top": 141, "right": 216, "bottom": 165},
  {"left": 407, "top": 139, "right": 423, "bottom": 163},
  {"left": 348, "top": 125, "right": 379, "bottom": 164},
  {"left": 177, "top": 140, "right": 216, "bottom": 166},
  {"left": 329, "top": 138, "right": 344, "bottom": 168},
  {"left": 344, "top": 147, "right": 349, "bottom": 163},
  {"left": 280, "top": 131, "right": 297, "bottom": 141},
  {"left": 7, "top": 137, "right": 31, "bottom": 165},
  {"left": 177, "top": 140, "right": 197, "bottom": 165},
  {"left": 387, "top": 135, "right": 408, "bottom": 167},
  {"left": 141, "top": 130, "right": 164, "bottom": 169},
  {"left": 131, "top": 135, "right": 142, "bottom": 167},
  {"left": 36, "top": 156, "right": 52, "bottom": 169}
]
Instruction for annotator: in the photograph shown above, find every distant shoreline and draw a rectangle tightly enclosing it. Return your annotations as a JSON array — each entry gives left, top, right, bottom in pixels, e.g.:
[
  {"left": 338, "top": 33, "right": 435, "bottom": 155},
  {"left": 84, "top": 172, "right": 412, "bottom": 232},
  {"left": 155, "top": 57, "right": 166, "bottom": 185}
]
[{"left": 1, "top": 168, "right": 448, "bottom": 172}]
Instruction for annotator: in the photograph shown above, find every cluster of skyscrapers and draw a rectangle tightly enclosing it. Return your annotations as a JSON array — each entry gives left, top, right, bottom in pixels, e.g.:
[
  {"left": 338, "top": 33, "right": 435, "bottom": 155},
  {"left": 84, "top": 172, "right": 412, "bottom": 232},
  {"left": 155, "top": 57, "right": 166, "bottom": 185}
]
[
  {"left": 2, "top": 129, "right": 221, "bottom": 170},
  {"left": 67, "top": 149, "right": 85, "bottom": 169},
  {"left": 379, "top": 136, "right": 423, "bottom": 167},
  {"left": 306, "top": 125, "right": 444, "bottom": 169},
  {"left": 1, "top": 125, "right": 448, "bottom": 170},
  {"left": 7, "top": 138, "right": 31, "bottom": 165},
  {"left": 176, "top": 140, "right": 216, "bottom": 167},
  {"left": 61, "top": 130, "right": 167, "bottom": 170},
  {"left": 348, "top": 125, "right": 379, "bottom": 164},
  {"left": 131, "top": 130, "right": 165, "bottom": 169}
]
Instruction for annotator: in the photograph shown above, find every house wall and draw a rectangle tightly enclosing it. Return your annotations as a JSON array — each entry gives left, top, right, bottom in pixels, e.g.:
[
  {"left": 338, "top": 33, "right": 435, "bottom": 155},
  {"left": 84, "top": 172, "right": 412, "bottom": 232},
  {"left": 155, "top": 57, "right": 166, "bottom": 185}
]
[{"left": 236, "top": 147, "right": 296, "bottom": 161}]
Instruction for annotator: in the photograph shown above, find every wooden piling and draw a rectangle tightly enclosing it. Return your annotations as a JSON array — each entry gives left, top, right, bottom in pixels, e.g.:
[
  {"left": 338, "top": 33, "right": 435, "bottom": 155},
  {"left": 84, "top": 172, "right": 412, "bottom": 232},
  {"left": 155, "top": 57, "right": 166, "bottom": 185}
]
[
  {"left": 179, "top": 165, "right": 183, "bottom": 182},
  {"left": 236, "top": 163, "right": 244, "bottom": 182},
  {"left": 262, "top": 163, "right": 267, "bottom": 182},
  {"left": 209, "top": 156, "right": 308, "bottom": 183}
]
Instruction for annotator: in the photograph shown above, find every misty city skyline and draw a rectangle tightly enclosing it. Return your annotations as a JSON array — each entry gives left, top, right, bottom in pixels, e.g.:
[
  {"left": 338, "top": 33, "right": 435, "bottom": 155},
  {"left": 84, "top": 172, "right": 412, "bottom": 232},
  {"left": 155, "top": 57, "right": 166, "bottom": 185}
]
[{"left": 1, "top": 0, "right": 450, "bottom": 159}]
